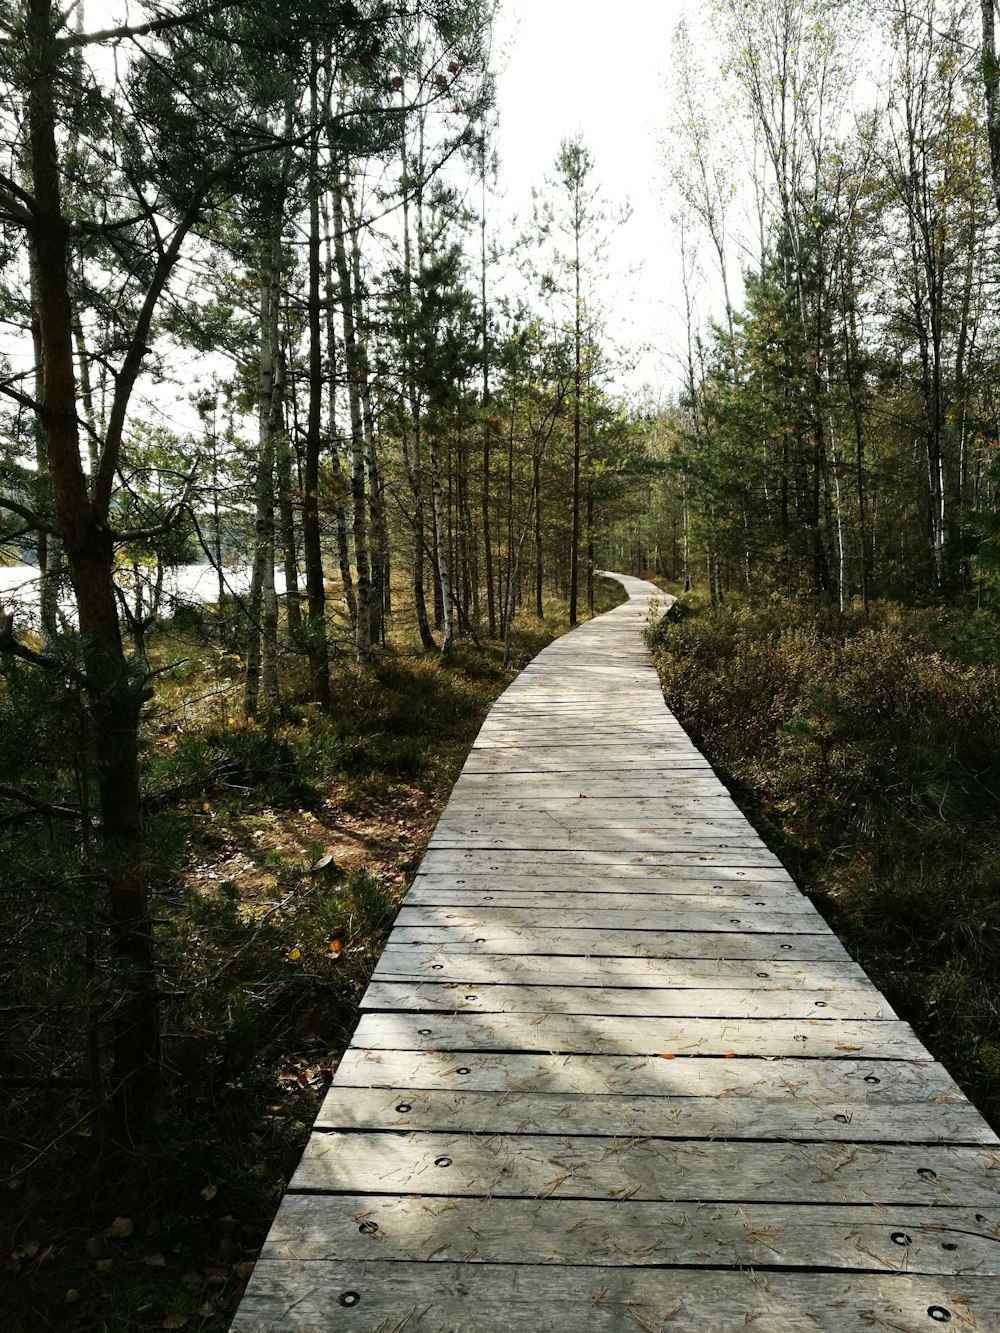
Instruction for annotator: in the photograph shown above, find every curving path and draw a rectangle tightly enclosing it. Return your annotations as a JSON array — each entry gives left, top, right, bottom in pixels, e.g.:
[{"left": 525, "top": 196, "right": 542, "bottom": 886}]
[{"left": 234, "top": 574, "right": 1000, "bottom": 1332}]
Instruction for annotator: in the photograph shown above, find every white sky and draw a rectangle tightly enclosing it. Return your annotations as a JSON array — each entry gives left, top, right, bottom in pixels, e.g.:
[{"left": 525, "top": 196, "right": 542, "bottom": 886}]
[{"left": 492, "top": 0, "right": 698, "bottom": 403}]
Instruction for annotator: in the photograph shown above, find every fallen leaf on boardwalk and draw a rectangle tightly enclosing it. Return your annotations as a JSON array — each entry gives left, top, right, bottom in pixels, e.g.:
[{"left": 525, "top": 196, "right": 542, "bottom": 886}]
[
  {"left": 658, "top": 1053, "right": 676, "bottom": 1059},
  {"left": 724, "top": 1052, "right": 737, "bottom": 1058},
  {"left": 835, "top": 1043, "right": 861, "bottom": 1052}
]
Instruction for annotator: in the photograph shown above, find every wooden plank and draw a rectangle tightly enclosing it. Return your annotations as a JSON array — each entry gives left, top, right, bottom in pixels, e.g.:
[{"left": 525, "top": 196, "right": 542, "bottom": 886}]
[
  {"left": 414, "top": 863, "right": 797, "bottom": 883},
  {"left": 351, "top": 1011, "right": 926, "bottom": 1060},
  {"left": 427, "top": 834, "right": 770, "bottom": 852},
  {"left": 442, "top": 798, "right": 750, "bottom": 815},
  {"left": 442, "top": 787, "right": 735, "bottom": 800},
  {"left": 429, "top": 816, "right": 759, "bottom": 836},
  {"left": 449, "top": 779, "right": 742, "bottom": 798},
  {"left": 395, "top": 905, "right": 826, "bottom": 934},
  {"left": 290, "top": 1130, "right": 1000, "bottom": 1207},
  {"left": 462, "top": 758, "right": 722, "bottom": 773},
  {"left": 403, "top": 886, "right": 818, "bottom": 912},
  {"left": 373, "top": 950, "right": 880, "bottom": 991},
  {"left": 411, "top": 865, "right": 799, "bottom": 886},
  {"left": 458, "top": 757, "right": 725, "bottom": 767},
  {"left": 420, "top": 848, "right": 785, "bottom": 868},
  {"left": 316, "top": 1080, "right": 997, "bottom": 1143},
  {"left": 359, "top": 981, "right": 894, "bottom": 1021},
  {"left": 386, "top": 926, "right": 848, "bottom": 960},
  {"left": 334, "top": 1048, "right": 962, "bottom": 1102},
  {"left": 231, "top": 1261, "right": 1000, "bottom": 1332},
  {"left": 313, "top": 1084, "right": 997, "bottom": 1144},
  {"left": 261, "top": 1194, "right": 1000, "bottom": 1272}
]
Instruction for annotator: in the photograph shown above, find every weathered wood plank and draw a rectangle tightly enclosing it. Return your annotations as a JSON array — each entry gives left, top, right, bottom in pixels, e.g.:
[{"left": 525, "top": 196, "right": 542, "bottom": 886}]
[
  {"left": 420, "top": 848, "right": 785, "bottom": 868},
  {"left": 290, "top": 1131, "right": 1000, "bottom": 1207},
  {"left": 403, "top": 886, "right": 817, "bottom": 912},
  {"left": 351, "top": 1010, "right": 926, "bottom": 1060},
  {"left": 430, "top": 816, "right": 760, "bottom": 837},
  {"left": 261, "top": 1194, "right": 1000, "bottom": 1272},
  {"left": 386, "top": 926, "right": 848, "bottom": 960},
  {"left": 395, "top": 905, "right": 826, "bottom": 934},
  {"left": 359, "top": 981, "right": 893, "bottom": 1021},
  {"left": 441, "top": 798, "right": 751, "bottom": 816},
  {"left": 313, "top": 1083, "right": 997, "bottom": 1144},
  {"left": 373, "top": 949, "right": 880, "bottom": 990},
  {"left": 428, "top": 833, "right": 771, "bottom": 853},
  {"left": 333, "top": 1047, "right": 968, "bottom": 1103},
  {"left": 450, "top": 779, "right": 734, "bottom": 799},
  {"left": 231, "top": 1261, "right": 1000, "bottom": 1332},
  {"left": 413, "top": 863, "right": 797, "bottom": 883}
]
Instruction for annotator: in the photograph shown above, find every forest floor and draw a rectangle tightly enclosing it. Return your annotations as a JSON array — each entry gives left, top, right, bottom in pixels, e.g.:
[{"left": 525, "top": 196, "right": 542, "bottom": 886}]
[
  {"left": 649, "top": 585, "right": 1000, "bottom": 1137},
  {"left": 3, "top": 579, "right": 626, "bottom": 1333}
]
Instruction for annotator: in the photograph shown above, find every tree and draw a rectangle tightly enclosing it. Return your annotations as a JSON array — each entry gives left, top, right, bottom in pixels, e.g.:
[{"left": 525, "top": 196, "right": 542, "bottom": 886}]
[{"left": 0, "top": 0, "right": 407, "bottom": 1120}]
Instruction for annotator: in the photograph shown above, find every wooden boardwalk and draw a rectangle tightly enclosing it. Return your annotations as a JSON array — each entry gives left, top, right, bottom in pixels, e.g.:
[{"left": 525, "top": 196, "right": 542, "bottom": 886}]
[{"left": 234, "top": 574, "right": 1000, "bottom": 1332}]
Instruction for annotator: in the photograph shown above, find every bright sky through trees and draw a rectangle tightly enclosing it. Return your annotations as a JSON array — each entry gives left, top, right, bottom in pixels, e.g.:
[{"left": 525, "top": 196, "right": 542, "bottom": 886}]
[{"left": 493, "top": 0, "right": 694, "bottom": 401}]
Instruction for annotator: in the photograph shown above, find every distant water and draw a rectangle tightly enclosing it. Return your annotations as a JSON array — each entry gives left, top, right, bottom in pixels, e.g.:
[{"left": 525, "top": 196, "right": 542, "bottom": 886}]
[{"left": 0, "top": 563, "right": 287, "bottom": 628}]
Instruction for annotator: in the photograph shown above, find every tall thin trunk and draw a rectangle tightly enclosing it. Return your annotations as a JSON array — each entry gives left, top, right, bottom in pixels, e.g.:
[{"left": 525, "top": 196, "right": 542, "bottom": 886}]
[
  {"left": 301, "top": 48, "right": 331, "bottom": 704},
  {"left": 26, "top": 0, "right": 156, "bottom": 1116},
  {"left": 28, "top": 246, "right": 61, "bottom": 651},
  {"left": 244, "top": 247, "right": 281, "bottom": 715},
  {"left": 586, "top": 485, "right": 594, "bottom": 616},
  {"left": 345, "top": 188, "right": 385, "bottom": 648},
  {"left": 428, "top": 425, "right": 453, "bottom": 652},
  {"left": 982, "top": 0, "right": 1000, "bottom": 216},
  {"left": 533, "top": 448, "right": 543, "bottom": 617},
  {"left": 399, "top": 89, "right": 434, "bottom": 650},
  {"left": 480, "top": 158, "right": 496, "bottom": 637},
  {"left": 331, "top": 171, "right": 372, "bottom": 665},
  {"left": 322, "top": 195, "right": 357, "bottom": 630},
  {"left": 569, "top": 200, "right": 582, "bottom": 626},
  {"left": 275, "top": 351, "right": 302, "bottom": 642}
]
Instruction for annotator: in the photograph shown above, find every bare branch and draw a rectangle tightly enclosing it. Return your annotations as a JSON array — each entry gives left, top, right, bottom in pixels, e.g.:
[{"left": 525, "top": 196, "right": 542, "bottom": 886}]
[
  {"left": 0, "top": 784, "right": 79, "bottom": 822},
  {"left": 111, "top": 455, "right": 200, "bottom": 542},
  {"left": 0, "top": 610, "right": 88, "bottom": 686},
  {"left": 62, "top": 0, "right": 241, "bottom": 50},
  {"left": 0, "top": 493, "right": 56, "bottom": 535}
]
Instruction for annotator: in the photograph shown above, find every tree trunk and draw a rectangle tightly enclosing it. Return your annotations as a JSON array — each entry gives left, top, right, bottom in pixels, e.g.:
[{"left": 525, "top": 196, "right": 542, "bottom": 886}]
[
  {"left": 322, "top": 195, "right": 357, "bottom": 632},
  {"left": 480, "top": 162, "right": 497, "bottom": 638},
  {"left": 983, "top": 0, "right": 1000, "bottom": 216},
  {"left": 331, "top": 172, "right": 372, "bottom": 665},
  {"left": 275, "top": 379, "right": 302, "bottom": 642},
  {"left": 569, "top": 216, "right": 582, "bottom": 626},
  {"left": 244, "top": 247, "right": 282, "bottom": 716},
  {"left": 301, "top": 47, "right": 331, "bottom": 705},
  {"left": 26, "top": 0, "right": 157, "bottom": 1119}
]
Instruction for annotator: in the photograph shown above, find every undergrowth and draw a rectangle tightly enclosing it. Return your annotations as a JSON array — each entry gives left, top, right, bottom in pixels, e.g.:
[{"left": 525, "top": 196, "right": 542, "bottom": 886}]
[
  {"left": 1, "top": 578, "right": 627, "bottom": 1332},
  {"left": 650, "top": 592, "right": 1000, "bottom": 1128}
]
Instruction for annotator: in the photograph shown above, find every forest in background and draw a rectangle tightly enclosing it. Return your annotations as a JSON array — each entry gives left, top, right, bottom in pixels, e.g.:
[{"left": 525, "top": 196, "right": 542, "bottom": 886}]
[{"left": 5, "top": 0, "right": 1000, "bottom": 1327}]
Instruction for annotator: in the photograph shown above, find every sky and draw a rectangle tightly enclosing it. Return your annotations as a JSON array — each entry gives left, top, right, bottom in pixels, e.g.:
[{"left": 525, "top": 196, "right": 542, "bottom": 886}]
[{"left": 491, "top": 0, "right": 698, "bottom": 403}]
